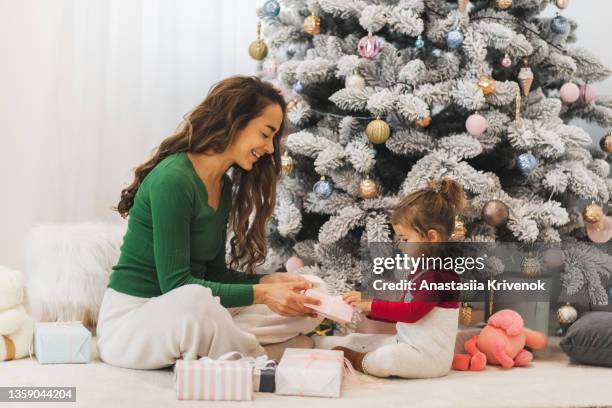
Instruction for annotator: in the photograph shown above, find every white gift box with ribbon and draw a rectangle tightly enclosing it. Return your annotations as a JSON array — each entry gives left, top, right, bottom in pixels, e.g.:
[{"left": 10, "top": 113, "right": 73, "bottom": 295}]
[
  {"left": 303, "top": 289, "right": 354, "bottom": 323},
  {"left": 33, "top": 321, "right": 90, "bottom": 364},
  {"left": 275, "top": 348, "right": 345, "bottom": 398},
  {"left": 174, "top": 351, "right": 276, "bottom": 400}
]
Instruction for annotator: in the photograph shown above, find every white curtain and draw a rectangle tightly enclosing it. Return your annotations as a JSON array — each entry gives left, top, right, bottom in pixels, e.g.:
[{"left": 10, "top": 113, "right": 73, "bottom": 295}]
[{"left": 0, "top": 0, "right": 264, "bottom": 269}]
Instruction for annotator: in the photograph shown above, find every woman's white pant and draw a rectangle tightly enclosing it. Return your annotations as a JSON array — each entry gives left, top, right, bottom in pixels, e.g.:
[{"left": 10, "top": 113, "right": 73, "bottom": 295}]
[{"left": 96, "top": 275, "right": 326, "bottom": 370}]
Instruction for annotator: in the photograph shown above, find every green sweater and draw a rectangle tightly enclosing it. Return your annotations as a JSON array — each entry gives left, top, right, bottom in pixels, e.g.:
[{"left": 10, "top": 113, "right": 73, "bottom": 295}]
[{"left": 108, "top": 152, "right": 261, "bottom": 307}]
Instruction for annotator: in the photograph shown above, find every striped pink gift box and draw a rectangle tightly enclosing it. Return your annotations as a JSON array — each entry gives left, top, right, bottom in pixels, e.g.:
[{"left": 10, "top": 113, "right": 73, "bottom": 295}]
[{"left": 174, "top": 359, "right": 253, "bottom": 400}]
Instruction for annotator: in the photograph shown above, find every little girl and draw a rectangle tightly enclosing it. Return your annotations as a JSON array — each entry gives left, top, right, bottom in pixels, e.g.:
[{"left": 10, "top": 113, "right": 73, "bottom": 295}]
[{"left": 334, "top": 179, "right": 466, "bottom": 379}]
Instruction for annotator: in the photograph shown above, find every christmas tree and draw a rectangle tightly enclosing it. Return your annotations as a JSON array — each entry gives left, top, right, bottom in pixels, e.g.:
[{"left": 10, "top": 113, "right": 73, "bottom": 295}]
[{"left": 250, "top": 0, "right": 612, "bottom": 306}]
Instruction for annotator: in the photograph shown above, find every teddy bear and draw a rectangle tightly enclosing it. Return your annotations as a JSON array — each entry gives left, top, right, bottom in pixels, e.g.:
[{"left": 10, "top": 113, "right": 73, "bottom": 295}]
[
  {"left": 452, "top": 309, "right": 548, "bottom": 371},
  {"left": 0, "top": 266, "right": 34, "bottom": 361}
]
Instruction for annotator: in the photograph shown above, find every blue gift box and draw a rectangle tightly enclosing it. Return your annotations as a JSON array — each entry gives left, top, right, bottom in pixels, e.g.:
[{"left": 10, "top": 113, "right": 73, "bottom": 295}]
[{"left": 34, "top": 322, "right": 91, "bottom": 364}]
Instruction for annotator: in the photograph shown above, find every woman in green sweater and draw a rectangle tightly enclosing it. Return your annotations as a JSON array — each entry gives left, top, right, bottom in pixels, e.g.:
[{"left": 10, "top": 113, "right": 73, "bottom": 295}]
[{"left": 96, "top": 76, "right": 326, "bottom": 370}]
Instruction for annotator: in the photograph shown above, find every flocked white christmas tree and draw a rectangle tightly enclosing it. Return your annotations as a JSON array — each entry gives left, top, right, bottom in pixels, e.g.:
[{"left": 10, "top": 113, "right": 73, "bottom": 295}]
[{"left": 250, "top": 0, "right": 612, "bottom": 305}]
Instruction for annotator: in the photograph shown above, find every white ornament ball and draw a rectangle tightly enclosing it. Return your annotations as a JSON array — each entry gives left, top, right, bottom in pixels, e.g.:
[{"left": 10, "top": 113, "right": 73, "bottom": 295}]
[
  {"left": 557, "top": 302, "right": 577, "bottom": 325},
  {"left": 580, "top": 84, "right": 597, "bottom": 103},
  {"left": 345, "top": 73, "right": 365, "bottom": 89},
  {"left": 560, "top": 82, "right": 580, "bottom": 103},
  {"left": 285, "top": 256, "right": 305, "bottom": 273},
  {"left": 466, "top": 113, "right": 488, "bottom": 136}
]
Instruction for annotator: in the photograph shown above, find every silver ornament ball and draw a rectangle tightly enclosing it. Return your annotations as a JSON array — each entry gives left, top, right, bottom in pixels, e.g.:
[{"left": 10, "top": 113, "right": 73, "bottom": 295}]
[
  {"left": 551, "top": 15, "right": 570, "bottom": 35},
  {"left": 314, "top": 177, "right": 334, "bottom": 199},
  {"left": 517, "top": 153, "right": 538, "bottom": 175},
  {"left": 446, "top": 30, "right": 464, "bottom": 49},
  {"left": 262, "top": 0, "right": 280, "bottom": 17}
]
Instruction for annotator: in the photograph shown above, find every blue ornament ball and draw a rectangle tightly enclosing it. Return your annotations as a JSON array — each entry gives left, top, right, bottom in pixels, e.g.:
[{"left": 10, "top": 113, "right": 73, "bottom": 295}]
[
  {"left": 432, "top": 48, "right": 442, "bottom": 57},
  {"left": 550, "top": 15, "right": 570, "bottom": 35},
  {"left": 415, "top": 35, "right": 425, "bottom": 49},
  {"left": 517, "top": 153, "right": 538, "bottom": 175},
  {"left": 446, "top": 30, "right": 464, "bottom": 49},
  {"left": 263, "top": 0, "right": 280, "bottom": 18},
  {"left": 293, "top": 81, "right": 304, "bottom": 94},
  {"left": 606, "top": 285, "right": 612, "bottom": 301},
  {"left": 314, "top": 178, "right": 334, "bottom": 199}
]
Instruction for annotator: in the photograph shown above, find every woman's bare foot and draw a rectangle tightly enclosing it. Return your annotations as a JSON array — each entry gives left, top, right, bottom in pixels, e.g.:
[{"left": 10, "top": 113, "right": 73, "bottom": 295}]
[
  {"left": 262, "top": 334, "right": 314, "bottom": 361},
  {"left": 333, "top": 346, "right": 367, "bottom": 373}
]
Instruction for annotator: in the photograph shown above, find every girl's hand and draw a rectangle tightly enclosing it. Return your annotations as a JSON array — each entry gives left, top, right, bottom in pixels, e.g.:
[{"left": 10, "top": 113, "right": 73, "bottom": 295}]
[
  {"left": 253, "top": 281, "right": 320, "bottom": 317},
  {"left": 259, "top": 272, "right": 307, "bottom": 285},
  {"left": 355, "top": 301, "right": 372, "bottom": 314},
  {"left": 342, "top": 291, "right": 362, "bottom": 306}
]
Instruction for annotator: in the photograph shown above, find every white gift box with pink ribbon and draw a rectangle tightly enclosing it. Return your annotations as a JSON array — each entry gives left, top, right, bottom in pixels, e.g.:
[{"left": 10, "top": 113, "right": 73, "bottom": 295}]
[
  {"left": 303, "top": 289, "right": 354, "bottom": 323},
  {"left": 33, "top": 321, "right": 90, "bottom": 364},
  {"left": 174, "top": 352, "right": 276, "bottom": 401},
  {"left": 275, "top": 348, "right": 345, "bottom": 398}
]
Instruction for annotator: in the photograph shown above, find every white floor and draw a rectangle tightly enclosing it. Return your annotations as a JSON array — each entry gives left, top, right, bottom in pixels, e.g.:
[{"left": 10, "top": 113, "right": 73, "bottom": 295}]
[{"left": 2, "top": 337, "right": 612, "bottom": 408}]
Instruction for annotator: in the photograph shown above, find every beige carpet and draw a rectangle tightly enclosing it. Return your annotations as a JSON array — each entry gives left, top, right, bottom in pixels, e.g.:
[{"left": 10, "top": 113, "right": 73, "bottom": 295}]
[{"left": 2, "top": 336, "right": 612, "bottom": 408}]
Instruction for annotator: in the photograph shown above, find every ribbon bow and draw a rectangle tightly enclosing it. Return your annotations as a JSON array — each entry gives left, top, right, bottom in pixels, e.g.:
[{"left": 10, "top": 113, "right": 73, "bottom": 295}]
[{"left": 198, "top": 351, "right": 276, "bottom": 371}]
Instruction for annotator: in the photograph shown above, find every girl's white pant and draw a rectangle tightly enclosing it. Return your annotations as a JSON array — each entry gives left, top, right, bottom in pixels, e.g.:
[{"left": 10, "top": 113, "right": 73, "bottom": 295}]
[{"left": 96, "top": 275, "right": 326, "bottom": 370}]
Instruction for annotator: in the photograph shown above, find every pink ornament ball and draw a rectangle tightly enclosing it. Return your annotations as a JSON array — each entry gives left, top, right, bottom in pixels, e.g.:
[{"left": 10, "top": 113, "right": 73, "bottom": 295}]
[
  {"left": 357, "top": 34, "right": 381, "bottom": 59},
  {"left": 560, "top": 82, "right": 580, "bottom": 103},
  {"left": 262, "top": 59, "right": 278, "bottom": 78},
  {"left": 586, "top": 215, "right": 612, "bottom": 243},
  {"left": 466, "top": 113, "right": 488, "bottom": 136},
  {"left": 501, "top": 55, "right": 512, "bottom": 68},
  {"left": 580, "top": 84, "right": 597, "bottom": 103},
  {"left": 285, "top": 256, "right": 305, "bottom": 273}
]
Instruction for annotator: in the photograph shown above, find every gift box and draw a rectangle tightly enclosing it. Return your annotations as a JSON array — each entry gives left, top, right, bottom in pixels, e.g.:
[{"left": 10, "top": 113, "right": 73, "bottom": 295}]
[
  {"left": 275, "top": 348, "right": 344, "bottom": 398},
  {"left": 175, "top": 352, "right": 259, "bottom": 401},
  {"left": 304, "top": 289, "right": 354, "bottom": 324},
  {"left": 34, "top": 321, "right": 90, "bottom": 364}
]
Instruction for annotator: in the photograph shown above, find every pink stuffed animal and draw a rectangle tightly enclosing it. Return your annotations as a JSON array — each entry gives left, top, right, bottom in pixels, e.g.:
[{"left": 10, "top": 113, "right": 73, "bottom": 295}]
[{"left": 452, "top": 309, "right": 548, "bottom": 371}]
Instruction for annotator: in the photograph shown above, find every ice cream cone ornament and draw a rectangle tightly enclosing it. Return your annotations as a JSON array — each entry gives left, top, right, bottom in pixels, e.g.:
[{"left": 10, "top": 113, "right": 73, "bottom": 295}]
[{"left": 518, "top": 57, "right": 534, "bottom": 97}]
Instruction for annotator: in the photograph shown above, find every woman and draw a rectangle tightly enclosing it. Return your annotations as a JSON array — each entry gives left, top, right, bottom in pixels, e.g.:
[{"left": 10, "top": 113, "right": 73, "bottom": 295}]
[{"left": 96, "top": 76, "right": 326, "bottom": 370}]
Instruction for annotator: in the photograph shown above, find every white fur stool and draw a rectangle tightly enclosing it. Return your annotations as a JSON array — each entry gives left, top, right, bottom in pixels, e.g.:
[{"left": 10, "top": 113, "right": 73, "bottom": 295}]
[{"left": 25, "top": 222, "right": 126, "bottom": 332}]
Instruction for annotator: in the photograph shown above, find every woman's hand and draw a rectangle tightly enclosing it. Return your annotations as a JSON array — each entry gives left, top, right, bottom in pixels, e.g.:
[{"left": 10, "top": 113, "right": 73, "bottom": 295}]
[
  {"left": 253, "top": 281, "right": 321, "bottom": 317},
  {"left": 259, "top": 272, "right": 307, "bottom": 285},
  {"left": 343, "top": 291, "right": 372, "bottom": 314}
]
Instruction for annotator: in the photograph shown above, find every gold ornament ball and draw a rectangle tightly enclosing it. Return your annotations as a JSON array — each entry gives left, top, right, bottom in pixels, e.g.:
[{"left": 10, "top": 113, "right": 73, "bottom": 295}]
[
  {"left": 286, "top": 99, "right": 298, "bottom": 112},
  {"left": 600, "top": 133, "right": 612, "bottom": 153},
  {"left": 557, "top": 302, "right": 577, "bottom": 325},
  {"left": 281, "top": 152, "right": 294, "bottom": 176},
  {"left": 583, "top": 203, "right": 603, "bottom": 224},
  {"left": 248, "top": 40, "right": 268, "bottom": 60},
  {"left": 451, "top": 218, "right": 467, "bottom": 240},
  {"left": 496, "top": 0, "right": 512, "bottom": 9},
  {"left": 477, "top": 74, "right": 497, "bottom": 96},
  {"left": 460, "top": 303, "right": 472, "bottom": 326},
  {"left": 482, "top": 199, "right": 509, "bottom": 227},
  {"left": 303, "top": 15, "right": 321, "bottom": 35},
  {"left": 366, "top": 118, "right": 391, "bottom": 144},
  {"left": 556, "top": 0, "right": 570, "bottom": 9},
  {"left": 521, "top": 254, "right": 541, "bottom": 278},
  {"left": 358, "top": 177, "right": 379, "bottom": 199},
  {"left": 415, "top": 115, "right": 432, "bottom": 128}
]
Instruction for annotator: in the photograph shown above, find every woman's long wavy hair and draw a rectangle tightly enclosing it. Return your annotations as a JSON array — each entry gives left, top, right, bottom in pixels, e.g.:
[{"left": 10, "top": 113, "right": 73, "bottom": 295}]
[{"left": 115, "top": 75, "right": 287, "bottom": 274}]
